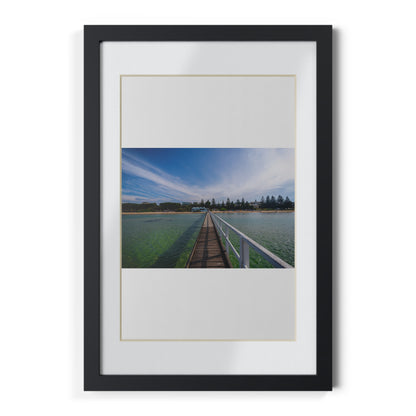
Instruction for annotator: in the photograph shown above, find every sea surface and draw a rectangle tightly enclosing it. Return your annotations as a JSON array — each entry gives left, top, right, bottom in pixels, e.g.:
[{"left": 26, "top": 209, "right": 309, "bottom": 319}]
[
  {"left": 215, "top": 212, "right": 294, "bottom": 268},
  {"left": 122, "top": 212, "right": 294, "bottom": 268},
  {"left": 122, "top": 213, "right": 205, "bottom": 268}
]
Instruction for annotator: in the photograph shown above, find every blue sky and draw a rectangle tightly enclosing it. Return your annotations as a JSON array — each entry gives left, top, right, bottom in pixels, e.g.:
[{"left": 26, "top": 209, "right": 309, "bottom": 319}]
[{"left": 122, "top": 148, "right": 294, "bottom": 204}]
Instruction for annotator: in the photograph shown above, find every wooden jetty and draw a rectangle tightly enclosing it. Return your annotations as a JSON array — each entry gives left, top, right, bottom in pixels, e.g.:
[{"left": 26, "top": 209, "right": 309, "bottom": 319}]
[{"left": 186, "top": 212, "right": 232, "bottom": 268}]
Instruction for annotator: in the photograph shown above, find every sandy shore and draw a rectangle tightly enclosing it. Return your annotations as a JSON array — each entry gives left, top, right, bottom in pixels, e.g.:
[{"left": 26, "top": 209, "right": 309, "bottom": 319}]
[
  {"left": 123, "top": 210, "right": 294, "bottom": 215},
  {"left": 122, "top": 211, "right": 198, "bottom": 215},
  {"left": 211, "top": 210, "right": 294, "bottom": 213}
]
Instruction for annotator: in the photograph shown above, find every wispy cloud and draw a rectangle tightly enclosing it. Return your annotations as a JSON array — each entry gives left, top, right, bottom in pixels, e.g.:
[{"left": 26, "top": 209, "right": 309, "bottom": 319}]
[
  {"left": 122, "top": 149, "right": 294, "bottom": 203},
  {"left": 122, "top": 152, "right": 206, "bottom": 201}
]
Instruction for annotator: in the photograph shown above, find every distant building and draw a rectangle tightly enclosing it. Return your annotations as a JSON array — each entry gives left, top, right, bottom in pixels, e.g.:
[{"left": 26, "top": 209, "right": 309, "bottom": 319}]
[{"left": 192, "top": 207, "right": 207, "bottom": 212}]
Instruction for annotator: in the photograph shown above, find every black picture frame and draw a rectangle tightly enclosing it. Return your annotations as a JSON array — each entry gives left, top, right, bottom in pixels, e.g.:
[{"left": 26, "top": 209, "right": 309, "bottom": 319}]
[{"left": 84, "top": 25, "right": 332, "bottom": 391}]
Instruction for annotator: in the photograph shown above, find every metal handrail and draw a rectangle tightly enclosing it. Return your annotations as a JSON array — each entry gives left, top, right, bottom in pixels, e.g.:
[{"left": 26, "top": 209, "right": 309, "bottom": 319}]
[{"left": 210, "top": 211, "right": 292, "bottom": 269}]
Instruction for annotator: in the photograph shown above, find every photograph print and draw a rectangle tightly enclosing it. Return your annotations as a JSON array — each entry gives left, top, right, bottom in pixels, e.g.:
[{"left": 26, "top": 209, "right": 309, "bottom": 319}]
[{"left": 122, "top": 147, "right": 295, "bottom": 269}]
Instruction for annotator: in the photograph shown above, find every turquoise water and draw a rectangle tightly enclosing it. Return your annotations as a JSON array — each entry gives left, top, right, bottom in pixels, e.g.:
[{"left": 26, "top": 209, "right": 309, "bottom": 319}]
[
  {"left": 122, "top": 213, "right": 205, "bottom": 268},
  {"left": 122, "top": 212, "right": 294, "bottom": 268},
  {"left": 215, "top": 212, "right": 294, "bottom": 268}
]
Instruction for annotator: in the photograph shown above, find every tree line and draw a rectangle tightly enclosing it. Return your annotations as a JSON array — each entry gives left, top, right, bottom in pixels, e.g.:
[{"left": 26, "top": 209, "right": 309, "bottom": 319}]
[
  {"left": 122, "top": 202, "right": 187, "bottom": 212},
  {"left": 122, "top": 195, "right": 294, "bottom": 213},
  {"left": 200, "top": 195, "right": 294, "bottom": 211},
  {"left": 259, "top": 195, "right": 294, "bottom": 210}
]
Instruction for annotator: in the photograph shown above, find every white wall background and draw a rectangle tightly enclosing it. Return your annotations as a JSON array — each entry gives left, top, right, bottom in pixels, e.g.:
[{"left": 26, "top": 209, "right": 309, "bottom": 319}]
[{"left": 0, "top": 0, "right": 415, "bottom": 414}]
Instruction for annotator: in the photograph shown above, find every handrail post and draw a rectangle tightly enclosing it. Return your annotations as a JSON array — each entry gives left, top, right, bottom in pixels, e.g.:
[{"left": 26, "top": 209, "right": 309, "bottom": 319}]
[
  {"left": 240, "top": 236, "right": 250, "bottom": 268},
  {"left": 211, "top": 211, "right": 291, "bottom": 269}
]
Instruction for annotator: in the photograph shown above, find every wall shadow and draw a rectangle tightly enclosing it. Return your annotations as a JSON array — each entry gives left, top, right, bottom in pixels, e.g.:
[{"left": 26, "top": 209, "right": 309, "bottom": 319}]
[{"left": 332, "top": 27, "right": 341, "bottom": 388}]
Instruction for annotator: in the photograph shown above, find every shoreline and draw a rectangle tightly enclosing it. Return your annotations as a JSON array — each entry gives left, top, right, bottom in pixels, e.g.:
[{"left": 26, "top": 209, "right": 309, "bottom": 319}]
[
  {"left": 122, "top": 211, "right": 198, "bottom": 215},
  {"left": 122, "top": 210, "right": 294, "bottom": 215},
  {"left": 212, "top": 210, "right": 294, "bottom": 213}
]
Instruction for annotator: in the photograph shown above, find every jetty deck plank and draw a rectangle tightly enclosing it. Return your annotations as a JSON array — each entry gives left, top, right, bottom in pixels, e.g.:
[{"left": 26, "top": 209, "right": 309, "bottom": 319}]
[{"left": 187, "top": 213, "right": 232, "bottom": 268}]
